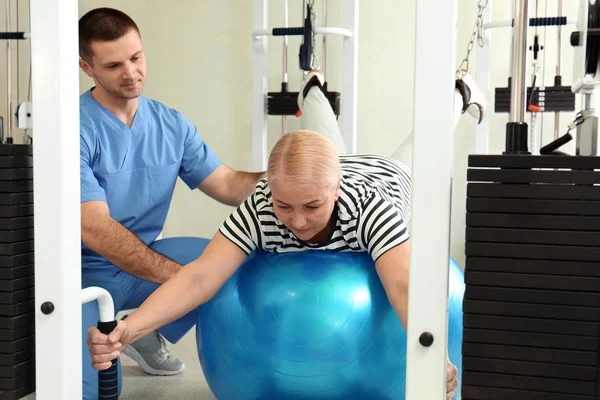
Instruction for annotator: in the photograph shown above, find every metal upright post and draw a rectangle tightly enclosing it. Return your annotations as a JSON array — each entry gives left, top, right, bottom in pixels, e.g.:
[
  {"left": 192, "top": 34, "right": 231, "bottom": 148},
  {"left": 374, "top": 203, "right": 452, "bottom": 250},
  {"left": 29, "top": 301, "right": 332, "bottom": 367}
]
[
  {"left": 341, "top": 0, "right": 358, "bottom": 153},
  {"left": 252, "top": 0, "right": 269, "bottom": 171},
  {"left": 505, "top": 0, "right": 530, "bottom": 154},
  {"left": 475, "top": 0, "right": 493, "bottom": 155},
  {"left": 31, "top": 0, "right": 82, "bottom": 398},
  {"left": 406, "top": 0, "right": 457, "bottom": 397},
  {"left": 281, "top": 0, "right": 288, "bottom": 136}
]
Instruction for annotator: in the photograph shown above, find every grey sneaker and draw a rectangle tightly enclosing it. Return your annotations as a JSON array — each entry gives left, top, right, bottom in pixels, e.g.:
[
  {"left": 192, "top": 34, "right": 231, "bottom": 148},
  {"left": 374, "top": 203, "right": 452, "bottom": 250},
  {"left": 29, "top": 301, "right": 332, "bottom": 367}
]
[{"left": 122, "top": 331, "right": 185, "bottom": 376}]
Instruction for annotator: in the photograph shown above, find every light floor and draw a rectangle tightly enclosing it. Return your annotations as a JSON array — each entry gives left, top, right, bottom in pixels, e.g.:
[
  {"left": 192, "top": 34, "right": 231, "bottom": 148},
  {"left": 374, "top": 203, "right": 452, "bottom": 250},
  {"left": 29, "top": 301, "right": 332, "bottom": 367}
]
[{"left": 119, "top": 330, "right": 216, "bottom": 400}]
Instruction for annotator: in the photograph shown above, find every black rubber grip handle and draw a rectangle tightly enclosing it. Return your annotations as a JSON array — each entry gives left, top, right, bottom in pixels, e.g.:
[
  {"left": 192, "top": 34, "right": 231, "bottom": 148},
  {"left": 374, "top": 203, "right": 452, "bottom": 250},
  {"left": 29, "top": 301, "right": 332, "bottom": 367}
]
[
  {"left": 529, "top": 16, "right": 567, "bottom": 26},
  {"left": 272, "top": 27, "right": 304, "bottom": 36},
  {"left": 540, "top": 133, "right": 573, "bottom": 155},
  {"left": 97, "top": 320, "right": 119, "bottom": 400},
  {"left": 0, "top": 32, "right": 27, "bottom": 40}
]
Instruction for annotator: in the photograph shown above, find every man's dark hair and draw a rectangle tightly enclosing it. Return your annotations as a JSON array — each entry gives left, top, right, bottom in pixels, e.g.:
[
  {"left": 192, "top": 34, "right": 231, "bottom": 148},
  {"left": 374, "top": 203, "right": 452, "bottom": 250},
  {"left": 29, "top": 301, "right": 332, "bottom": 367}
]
[{"left": 79, "top": 7, "right": 140, "bottom": 63}]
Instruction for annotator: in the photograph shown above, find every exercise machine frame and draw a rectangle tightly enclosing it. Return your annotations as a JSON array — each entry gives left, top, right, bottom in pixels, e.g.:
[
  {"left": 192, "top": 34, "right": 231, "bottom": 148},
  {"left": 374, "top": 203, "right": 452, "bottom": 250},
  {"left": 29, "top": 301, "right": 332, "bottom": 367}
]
[{"left": 251, "top": 0, "right": 359, "bottom": 171}]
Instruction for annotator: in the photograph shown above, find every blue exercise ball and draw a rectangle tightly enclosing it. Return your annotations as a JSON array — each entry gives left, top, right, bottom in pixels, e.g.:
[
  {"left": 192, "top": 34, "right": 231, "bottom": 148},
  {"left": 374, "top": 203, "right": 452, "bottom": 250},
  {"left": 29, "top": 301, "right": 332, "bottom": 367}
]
[{"left": 197, "top": 250, "right": 464, "bottom": 400}]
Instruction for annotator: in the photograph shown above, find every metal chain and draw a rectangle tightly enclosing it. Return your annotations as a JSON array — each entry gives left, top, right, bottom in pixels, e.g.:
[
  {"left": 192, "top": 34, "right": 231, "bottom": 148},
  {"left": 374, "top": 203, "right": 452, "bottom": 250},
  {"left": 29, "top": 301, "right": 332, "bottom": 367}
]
[
  {"left": 308, "top": 0, "right": 319, "bottom": 70},
  {"left": 457, "top": 0, "right": 489, "bottom": 77}
]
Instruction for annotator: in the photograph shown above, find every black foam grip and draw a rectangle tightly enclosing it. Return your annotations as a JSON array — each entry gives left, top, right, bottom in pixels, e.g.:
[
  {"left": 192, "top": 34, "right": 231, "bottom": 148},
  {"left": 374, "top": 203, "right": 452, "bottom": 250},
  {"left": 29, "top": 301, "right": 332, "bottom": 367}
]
[
  {"left": 97, "top": 320, "right": 119, "bottom": 399},
  {"left": 540, "top": 133, "right": 573, "bottom": 155},
  {"left": 0, "top": 32, "right": 27, "bottom": 40},
  {"left": 97, "top": 320, "right": 118, "bottom": 335},
  {"left": 529, "top": 16, "right": 567, "bottom": 26},
  {"left": 272, "top": 27, "right": 304, "bottom": 36}
]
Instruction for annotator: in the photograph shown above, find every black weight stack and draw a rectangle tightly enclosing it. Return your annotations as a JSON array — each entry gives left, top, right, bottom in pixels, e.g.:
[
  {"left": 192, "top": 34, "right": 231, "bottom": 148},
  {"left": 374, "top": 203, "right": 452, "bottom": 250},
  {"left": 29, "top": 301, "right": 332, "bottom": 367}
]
[
  {"left": 0, "top": 143, "right": 35, "bottom": 399},
  {"left": 267, "top": 90, "right": 341, "bottom": 116},
  {"left": 463, "top": 154, "right": 600, "bottom": 399}
]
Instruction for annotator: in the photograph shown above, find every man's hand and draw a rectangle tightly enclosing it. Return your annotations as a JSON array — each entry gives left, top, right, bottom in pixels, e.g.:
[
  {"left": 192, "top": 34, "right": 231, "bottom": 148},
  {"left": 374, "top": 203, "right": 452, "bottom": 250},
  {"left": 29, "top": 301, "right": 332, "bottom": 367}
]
[
  {"left": 197, "top": 165, "right": 265, "bottom": 206},
  {"left": 446, "top": 358, "right": 459, "bottom": 399}
]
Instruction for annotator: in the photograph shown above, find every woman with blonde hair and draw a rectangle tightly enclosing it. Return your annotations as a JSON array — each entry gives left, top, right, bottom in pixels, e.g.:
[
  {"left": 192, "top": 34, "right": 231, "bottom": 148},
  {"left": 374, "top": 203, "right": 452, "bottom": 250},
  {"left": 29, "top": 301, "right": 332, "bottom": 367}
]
[{"left": 86, "top": 69, "right": 487, "bottom": 399}]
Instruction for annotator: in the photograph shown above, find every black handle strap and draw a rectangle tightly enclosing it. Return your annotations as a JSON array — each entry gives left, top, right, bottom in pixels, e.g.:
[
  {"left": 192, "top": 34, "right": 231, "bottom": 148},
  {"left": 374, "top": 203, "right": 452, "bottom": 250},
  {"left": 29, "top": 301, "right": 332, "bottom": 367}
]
[{"left": 540, "top": 132, "right": 572, "bottom": 155}]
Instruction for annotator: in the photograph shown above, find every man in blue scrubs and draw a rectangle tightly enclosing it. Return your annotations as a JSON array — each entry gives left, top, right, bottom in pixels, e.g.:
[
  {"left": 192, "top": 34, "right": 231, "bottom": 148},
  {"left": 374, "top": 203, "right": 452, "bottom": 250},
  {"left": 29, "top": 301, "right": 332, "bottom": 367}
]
[{"left": 78, "top": 8, "right": 264, "bottom": 399}]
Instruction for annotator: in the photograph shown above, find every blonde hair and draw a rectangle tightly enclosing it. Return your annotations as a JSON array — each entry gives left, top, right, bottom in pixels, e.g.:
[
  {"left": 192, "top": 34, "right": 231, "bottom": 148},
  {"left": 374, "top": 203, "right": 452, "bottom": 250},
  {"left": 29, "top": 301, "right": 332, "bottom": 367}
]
[{"left": 268, "top": 130, "right": 341, "bottom": 188}]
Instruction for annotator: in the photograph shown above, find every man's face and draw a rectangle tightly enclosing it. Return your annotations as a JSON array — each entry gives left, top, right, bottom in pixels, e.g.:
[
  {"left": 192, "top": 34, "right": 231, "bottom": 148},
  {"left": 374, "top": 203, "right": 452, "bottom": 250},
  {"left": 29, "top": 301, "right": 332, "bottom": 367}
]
[{"left": 80, "top": 29, "right": 147, "bottom": 101}]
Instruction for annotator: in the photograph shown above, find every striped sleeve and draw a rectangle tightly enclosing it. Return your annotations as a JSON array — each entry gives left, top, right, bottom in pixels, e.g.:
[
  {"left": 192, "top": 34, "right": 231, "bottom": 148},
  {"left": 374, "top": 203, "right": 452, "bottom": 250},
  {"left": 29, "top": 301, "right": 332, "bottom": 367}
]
[
  {"left": 218, "top": 194, "right": 261, "bottom": 255},
  {"left": 357, "top": 191, "right": 409, "bottom": 260}
]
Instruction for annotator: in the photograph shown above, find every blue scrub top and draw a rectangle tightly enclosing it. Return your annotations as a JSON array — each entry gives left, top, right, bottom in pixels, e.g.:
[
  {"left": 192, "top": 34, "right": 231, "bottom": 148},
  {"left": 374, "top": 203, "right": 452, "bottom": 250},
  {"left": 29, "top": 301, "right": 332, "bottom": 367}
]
[{"left": 79, "top": 89, "right": 222, "bottom": 270}]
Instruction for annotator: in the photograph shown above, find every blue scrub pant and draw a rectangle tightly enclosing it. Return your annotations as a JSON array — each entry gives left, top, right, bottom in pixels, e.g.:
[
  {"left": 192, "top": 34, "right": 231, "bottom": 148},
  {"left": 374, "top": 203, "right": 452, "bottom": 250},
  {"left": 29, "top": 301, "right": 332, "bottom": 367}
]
[{"left": 81, "top": 237, "right": 210, "bottom": 400}]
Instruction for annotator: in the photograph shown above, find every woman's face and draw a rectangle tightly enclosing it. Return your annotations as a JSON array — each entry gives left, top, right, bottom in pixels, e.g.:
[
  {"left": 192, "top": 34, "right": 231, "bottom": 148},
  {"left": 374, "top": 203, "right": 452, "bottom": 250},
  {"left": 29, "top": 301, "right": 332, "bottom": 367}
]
[{"left": 270, "top": 179, "right": 339, "bottom": 243}]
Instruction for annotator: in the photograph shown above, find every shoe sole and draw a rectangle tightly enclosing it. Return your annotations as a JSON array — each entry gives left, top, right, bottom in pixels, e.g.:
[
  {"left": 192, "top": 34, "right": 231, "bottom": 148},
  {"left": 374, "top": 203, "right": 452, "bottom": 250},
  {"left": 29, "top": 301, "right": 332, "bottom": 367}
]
[
  {"left": 298, "top": 71, "right": 325, "bottom": 109},
  {"left": 464, "top": 75, "right": 488, "bottom": 123},
  {"left": 122, "top": 346, "right": 185, "bottom": 376}
]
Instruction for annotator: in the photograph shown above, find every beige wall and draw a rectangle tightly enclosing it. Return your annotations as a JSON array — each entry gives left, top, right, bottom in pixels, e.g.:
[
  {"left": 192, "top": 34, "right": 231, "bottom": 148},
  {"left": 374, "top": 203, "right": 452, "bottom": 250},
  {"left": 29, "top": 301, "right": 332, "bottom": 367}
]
[{"left": 0, "top": 0, "right": 593, "bottom": 266}]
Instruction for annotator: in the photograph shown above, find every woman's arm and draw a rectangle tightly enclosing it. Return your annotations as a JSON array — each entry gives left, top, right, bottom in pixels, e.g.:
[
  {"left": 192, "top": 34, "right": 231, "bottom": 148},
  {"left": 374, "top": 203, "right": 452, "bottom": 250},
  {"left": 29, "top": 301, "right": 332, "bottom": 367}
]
[
  {"left": 374, "top": 239, "right": 410, "bottom": 329},
  {"left": 125, "top": 232, "right": 248, "bottom": 340},
  {"left": 375, "top": 239, "right": 460, "bottom": 399},
  {"left": 87, "top": 232, "right": 248, "bottom": 370},
  {"left": 356, "top": 191, "right": 410, "bottom": 327}
]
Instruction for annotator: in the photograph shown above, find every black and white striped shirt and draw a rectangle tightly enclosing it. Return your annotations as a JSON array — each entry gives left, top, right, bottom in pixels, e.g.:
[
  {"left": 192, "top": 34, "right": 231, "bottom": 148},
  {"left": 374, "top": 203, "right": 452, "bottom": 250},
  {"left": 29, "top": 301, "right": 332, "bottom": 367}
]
[{"left": 219, "top": 154, "right": 412, "bottom": 261}]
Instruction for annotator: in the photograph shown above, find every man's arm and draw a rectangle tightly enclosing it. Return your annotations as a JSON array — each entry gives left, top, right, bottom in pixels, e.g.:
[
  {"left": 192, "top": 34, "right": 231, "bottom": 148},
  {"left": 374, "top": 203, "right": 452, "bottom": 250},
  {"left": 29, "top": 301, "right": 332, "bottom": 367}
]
[
  {"left": 197, "top": 164, "right": 265, "bottom": 207},
  {"left": 81, "top": 201, "right": 180, "bottom": 284}
]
